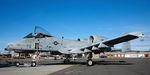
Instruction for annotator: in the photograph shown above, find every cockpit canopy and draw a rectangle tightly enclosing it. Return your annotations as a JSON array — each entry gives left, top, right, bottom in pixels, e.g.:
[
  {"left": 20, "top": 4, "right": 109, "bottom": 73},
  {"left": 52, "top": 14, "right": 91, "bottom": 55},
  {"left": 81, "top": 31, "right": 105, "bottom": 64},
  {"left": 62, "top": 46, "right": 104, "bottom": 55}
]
[
  {"left": 24, "top": 33, "right": 34, "bottom": 38},
  {"left": 24, "top": 26, "right": 53, "bottom": 38}
]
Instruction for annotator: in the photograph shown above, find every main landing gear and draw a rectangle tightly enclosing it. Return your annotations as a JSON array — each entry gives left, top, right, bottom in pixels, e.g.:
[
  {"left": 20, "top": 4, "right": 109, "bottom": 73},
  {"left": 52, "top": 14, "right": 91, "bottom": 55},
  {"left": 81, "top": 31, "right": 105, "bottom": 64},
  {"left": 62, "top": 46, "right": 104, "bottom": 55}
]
[
  {"left": 64, "top": 55, "right": 70, "bottom": 64},
  {"left": 63, "top": 53, "right": 94, "bottom": 66},
  {"left": 87, "top": 52, "right": 94, "bottom": 66},
  {"left": 31, "top": 61, "right": 36, "bottom": 67}
]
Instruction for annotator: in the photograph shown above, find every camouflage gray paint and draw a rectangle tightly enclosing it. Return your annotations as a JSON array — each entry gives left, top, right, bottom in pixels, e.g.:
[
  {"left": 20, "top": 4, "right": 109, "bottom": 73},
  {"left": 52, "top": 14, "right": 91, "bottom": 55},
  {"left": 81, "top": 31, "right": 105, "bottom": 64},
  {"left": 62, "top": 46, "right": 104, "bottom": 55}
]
[{"left": 5, "top": 26, "right": 145, "bottom": 55}]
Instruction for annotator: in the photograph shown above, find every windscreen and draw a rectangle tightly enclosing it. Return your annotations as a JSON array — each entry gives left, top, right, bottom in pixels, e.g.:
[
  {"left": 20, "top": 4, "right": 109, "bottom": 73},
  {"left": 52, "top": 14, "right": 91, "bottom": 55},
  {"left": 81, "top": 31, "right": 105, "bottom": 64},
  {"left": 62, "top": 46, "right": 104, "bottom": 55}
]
[
  {"left": 24, "top": 26, "right": 52, "bottom": 38},
  {"left": 34, "top": 26, "right": 49, "bottom": 34},
  {"left": 34, "top": 26, "right": 52, "bottom": 37}
]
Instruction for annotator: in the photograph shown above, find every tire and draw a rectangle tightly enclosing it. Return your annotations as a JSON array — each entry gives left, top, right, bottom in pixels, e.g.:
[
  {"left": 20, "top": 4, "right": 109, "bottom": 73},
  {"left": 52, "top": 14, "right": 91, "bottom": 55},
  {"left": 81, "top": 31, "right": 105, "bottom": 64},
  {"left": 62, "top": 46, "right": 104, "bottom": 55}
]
[
  {"left": 54, "top": 57, "right": 57, "bottom": 60},
  {"left": 31, "top": 61, "right": 36, "bottom": 67},
  {"left": 15, "top": 62, "right": 20, "bottom": 67},
  {"left": 87, "top": 59, "right": 93, "bottom": 66},
  {"left": 64, "top": 59, "right": 70, "bottom": 64}
]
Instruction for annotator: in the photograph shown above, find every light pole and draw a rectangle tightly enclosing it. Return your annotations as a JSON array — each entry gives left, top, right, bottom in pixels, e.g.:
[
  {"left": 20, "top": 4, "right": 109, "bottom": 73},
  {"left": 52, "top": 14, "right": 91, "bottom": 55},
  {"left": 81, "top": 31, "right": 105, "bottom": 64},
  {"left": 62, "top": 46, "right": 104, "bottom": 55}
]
[{"left": 140, "top": 39, "right": 144, "bottom": 51}]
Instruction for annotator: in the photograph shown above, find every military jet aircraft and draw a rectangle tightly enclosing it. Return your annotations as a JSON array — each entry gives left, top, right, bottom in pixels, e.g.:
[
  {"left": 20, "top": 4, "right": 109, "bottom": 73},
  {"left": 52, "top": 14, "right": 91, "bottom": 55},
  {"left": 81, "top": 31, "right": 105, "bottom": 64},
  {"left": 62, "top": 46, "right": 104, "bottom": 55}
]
[{"left": 5, "top": 26, "right": 145, "bottom": 66}]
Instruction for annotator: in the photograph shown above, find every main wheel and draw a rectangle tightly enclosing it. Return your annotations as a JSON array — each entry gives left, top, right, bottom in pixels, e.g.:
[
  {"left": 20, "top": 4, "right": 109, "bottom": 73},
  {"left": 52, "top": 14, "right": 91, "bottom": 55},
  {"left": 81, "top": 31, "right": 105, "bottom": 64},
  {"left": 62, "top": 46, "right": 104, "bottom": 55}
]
[
  {"left": 64, "top": 59, "right": 70, "bottom": 64},
  {"left": 54, "top": 56, "right": 57, "bottom": 60},
  {"left": 87, "top": 59, "right": 93, "bottom": 66},
  {"left": 15, "top": 62, "right": 20, "bottom": 67},
  {"left": 31, "top": 61, "right": 36, "bottom": 67}
]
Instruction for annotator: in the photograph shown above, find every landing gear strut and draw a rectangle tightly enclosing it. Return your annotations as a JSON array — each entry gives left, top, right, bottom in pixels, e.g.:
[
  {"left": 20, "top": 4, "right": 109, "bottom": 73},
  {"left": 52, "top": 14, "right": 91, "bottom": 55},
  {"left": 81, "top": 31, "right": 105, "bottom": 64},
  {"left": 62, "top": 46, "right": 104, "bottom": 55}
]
[
  {"left": 87, "top": 52, "right": 94, "bottom": 66},
  {"left": 31, "top": 54, "right": 38, "bottom": 67},
  {"left": 64, "top": 55, "right": 70, "bottom": 64}
]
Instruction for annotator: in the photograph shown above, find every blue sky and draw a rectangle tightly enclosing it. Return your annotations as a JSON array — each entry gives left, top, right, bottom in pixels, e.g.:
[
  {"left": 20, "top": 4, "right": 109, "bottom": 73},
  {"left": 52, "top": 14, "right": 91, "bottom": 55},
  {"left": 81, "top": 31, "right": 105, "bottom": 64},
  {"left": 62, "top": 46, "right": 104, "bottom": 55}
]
[{"left": 0, "top": 0, "right": 150, "bottom": 51}]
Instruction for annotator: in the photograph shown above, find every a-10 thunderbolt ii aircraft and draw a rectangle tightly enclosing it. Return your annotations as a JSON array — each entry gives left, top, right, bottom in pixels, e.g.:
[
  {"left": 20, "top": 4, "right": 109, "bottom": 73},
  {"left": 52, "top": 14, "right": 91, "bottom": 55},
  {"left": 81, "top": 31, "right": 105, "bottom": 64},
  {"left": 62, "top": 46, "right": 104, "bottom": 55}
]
[{"left": 5, "top": 26, "right": 145, "bottom": 66}]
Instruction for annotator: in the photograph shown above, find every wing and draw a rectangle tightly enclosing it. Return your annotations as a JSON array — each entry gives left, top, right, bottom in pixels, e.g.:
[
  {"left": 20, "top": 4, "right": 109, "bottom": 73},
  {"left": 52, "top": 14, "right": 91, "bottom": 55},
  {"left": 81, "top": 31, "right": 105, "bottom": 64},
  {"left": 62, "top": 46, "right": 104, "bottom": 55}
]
[
  {"left": 70, "top": 32, "right": 145, "bottom": 53},
  {"left": 102, "top": 32, "right": 144, "bottom": 46}
]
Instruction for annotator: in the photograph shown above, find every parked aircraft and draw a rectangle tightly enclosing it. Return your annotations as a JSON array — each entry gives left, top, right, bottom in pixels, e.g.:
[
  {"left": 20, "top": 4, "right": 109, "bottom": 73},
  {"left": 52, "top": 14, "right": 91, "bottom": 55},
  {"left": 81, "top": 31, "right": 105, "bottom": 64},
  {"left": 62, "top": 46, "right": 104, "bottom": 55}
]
[{"left": 5, "top": 26, "right": 145, "bottom": 66}]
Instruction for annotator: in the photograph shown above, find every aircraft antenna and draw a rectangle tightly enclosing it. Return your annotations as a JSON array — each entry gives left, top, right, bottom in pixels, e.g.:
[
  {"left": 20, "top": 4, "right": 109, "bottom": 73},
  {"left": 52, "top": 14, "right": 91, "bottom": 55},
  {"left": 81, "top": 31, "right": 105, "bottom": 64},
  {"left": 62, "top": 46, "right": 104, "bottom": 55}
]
[{"left": 34, "top": 26, "right": 37, "bottom": 34}]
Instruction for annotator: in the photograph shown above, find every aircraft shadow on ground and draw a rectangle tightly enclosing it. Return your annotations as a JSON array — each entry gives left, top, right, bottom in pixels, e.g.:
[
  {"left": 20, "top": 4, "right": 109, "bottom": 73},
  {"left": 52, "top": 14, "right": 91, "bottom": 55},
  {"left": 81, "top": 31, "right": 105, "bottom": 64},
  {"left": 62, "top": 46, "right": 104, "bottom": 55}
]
[
  {"left": 0, "top": 64, "right": 12, "bottom": 68},
  {"left": 93, "top": 60, "right": 133, "bottom": 65},
  {"left": 40, "top": 60, "right": 133, "bottom": 66},
  {"left": 0, "top": 60, "right": 133, "bottom": 68}
]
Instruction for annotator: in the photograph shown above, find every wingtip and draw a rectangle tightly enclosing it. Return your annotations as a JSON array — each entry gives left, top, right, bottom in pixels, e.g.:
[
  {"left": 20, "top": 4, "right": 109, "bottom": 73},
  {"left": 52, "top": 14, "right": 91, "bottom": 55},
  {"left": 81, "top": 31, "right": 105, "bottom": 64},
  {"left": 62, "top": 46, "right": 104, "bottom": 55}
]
[{"left": 128, "top": 32, "right": 145, "bottom": 37}]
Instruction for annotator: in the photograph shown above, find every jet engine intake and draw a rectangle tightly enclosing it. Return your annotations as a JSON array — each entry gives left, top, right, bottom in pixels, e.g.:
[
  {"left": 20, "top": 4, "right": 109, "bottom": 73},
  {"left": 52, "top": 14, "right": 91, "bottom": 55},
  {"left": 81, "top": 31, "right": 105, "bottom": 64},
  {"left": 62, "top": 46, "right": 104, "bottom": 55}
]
[
  {"left": 88, "top": 35, "right": 108, "bottom": 43},
  {"left": 77, "top": 38, "right": 88, "bottom": 42}
]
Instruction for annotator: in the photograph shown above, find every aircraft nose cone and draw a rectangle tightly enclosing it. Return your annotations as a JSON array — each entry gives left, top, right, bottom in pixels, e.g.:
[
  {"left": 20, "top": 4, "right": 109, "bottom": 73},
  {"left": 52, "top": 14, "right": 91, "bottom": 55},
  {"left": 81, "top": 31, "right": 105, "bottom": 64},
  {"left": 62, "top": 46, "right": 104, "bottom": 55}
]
[{"left": 5, "top": 48, "right": 7, "bottom": 50}]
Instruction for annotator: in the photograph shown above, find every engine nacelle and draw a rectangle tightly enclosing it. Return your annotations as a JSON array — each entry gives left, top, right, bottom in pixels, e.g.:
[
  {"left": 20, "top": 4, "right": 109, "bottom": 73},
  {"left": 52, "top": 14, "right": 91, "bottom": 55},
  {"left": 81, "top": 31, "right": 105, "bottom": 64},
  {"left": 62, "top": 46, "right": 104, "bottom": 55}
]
[
  {"left": 88, "top": 35, "right": 108, "bottom": 43},
  {"left": 77, "top": 38, "right": 88, "bottom": 42}
]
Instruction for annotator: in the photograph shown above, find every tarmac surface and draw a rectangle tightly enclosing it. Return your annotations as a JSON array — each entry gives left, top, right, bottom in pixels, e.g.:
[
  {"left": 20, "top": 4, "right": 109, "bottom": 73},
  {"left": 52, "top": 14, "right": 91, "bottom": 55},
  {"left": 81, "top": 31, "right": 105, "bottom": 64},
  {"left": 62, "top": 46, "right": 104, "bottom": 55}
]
[
  {"left": 0, "top": 58, "right": 150, "bottom": 75},
  {"left": 49, "top": 58, "right": 150, "bottom": 75},
  {"left": 0, "top": 65, "right": 73, "bottom": 75}
]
